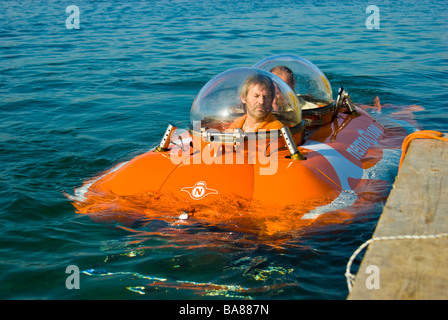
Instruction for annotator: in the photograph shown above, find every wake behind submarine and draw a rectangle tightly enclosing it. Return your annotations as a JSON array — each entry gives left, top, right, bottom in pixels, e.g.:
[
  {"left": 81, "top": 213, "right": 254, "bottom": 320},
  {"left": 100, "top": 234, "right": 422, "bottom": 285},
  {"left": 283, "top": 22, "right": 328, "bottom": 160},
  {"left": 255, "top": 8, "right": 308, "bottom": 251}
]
[{"left": 68, "top": 55, "right": 395, "bottom": 235}]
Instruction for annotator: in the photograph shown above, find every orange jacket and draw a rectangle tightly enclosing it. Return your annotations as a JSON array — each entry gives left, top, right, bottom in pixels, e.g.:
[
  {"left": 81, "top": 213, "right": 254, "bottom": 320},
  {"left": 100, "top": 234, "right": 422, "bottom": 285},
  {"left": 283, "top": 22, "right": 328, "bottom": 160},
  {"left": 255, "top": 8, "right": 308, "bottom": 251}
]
[{"left": 229, "top": 113, "right": 283, "bottom": 132}]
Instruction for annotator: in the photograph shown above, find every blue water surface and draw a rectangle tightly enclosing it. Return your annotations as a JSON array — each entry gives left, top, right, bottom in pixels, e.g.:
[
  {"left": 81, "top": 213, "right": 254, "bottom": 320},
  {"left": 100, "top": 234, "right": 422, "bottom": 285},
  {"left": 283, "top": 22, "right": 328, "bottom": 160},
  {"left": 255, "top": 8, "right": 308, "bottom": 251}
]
[{"left": 1, "top": 0, "right": 447, "bottom": 300}]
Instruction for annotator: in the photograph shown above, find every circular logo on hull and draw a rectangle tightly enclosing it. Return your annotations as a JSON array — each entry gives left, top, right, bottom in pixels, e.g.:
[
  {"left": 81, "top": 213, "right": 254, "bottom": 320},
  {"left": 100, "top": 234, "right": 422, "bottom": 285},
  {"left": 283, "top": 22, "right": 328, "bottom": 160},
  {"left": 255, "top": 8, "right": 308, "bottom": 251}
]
[{"left": 181, "top": 181, "right": 218, "bottom": 200}]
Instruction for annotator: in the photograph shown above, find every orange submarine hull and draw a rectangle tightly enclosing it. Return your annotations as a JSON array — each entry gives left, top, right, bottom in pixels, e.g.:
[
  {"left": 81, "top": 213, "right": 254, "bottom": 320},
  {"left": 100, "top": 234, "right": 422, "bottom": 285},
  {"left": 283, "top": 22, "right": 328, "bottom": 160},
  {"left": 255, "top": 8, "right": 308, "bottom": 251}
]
[{"left": 69, "top": 106, "right": 393, "bottom": 236}]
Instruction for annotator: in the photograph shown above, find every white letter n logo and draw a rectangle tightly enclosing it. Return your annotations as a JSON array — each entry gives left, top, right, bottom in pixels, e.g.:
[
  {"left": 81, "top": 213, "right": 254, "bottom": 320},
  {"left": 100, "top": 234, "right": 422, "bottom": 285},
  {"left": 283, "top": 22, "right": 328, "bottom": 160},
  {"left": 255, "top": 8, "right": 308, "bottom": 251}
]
[{"left": 181, "top": 181, "right": 218, "bottom": 200}]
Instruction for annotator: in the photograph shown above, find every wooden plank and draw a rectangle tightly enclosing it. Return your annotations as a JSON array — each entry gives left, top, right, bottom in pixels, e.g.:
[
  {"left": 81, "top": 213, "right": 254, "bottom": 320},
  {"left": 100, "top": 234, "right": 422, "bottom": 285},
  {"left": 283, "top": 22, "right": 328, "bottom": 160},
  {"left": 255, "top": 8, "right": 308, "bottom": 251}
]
[{"left": 347, "top": 137, "right": 448, "bottom": 300}]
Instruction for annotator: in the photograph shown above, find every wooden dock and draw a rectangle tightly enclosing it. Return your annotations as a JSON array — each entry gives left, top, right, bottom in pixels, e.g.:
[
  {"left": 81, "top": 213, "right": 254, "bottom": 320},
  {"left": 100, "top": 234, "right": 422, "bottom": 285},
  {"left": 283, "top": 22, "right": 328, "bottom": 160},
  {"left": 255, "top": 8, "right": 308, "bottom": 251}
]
[{"left": 347, "top": 136, "right": 448, "bottom": 300}]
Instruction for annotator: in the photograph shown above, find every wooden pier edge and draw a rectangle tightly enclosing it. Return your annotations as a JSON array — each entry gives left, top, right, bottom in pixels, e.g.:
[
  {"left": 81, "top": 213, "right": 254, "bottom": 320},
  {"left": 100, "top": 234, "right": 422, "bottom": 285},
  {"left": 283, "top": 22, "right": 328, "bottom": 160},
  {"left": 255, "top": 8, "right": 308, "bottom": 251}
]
[{"left": 347, "top": 136, "right": 448, "bottom": 300}]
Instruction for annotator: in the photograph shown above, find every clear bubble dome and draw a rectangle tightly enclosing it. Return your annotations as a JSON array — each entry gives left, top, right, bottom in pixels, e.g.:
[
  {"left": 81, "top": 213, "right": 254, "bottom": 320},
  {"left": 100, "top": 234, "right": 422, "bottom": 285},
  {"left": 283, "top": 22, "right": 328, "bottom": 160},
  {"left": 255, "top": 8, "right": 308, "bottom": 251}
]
[
  {"left": 190, "top": 67, "right": 303, "bottom": 133},
  {"left": 253, "top": 54, "right": 333, "bottom": 108}
]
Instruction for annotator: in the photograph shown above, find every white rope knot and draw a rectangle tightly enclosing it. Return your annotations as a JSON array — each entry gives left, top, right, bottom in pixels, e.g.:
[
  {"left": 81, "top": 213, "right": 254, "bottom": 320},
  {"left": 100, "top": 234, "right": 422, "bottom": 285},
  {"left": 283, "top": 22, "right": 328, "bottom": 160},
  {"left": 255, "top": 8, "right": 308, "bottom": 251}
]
[{"left": 345, "top": 233, "right": 448, "bottom": 293}]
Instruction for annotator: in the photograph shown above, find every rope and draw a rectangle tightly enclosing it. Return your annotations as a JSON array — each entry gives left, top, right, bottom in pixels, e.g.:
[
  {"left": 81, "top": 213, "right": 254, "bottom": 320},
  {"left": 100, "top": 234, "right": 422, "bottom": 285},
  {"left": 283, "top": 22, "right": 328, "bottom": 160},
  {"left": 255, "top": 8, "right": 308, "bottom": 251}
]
[
  {"left": 346, "top": 130, "right": 448, "bottom": 292},
  {"left": 345, "top": 233, "right": 448, "bottom": 293},
  {"left": 399, "top": 130, "right": 448, "bottom": 170}
]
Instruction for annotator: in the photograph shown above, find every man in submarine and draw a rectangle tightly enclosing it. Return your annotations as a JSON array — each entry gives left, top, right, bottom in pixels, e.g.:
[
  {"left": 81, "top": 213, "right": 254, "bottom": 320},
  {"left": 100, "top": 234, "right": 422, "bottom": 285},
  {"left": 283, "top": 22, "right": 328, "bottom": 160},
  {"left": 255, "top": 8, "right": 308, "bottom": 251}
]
[{"left": 229, "top": 73, "right": 284, "bottom": 132}]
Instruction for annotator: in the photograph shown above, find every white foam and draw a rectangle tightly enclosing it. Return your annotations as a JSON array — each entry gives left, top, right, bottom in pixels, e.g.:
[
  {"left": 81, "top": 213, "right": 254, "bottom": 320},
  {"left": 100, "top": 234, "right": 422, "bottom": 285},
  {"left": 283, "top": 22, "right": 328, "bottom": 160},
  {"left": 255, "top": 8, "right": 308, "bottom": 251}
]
[
  {"left": 300, "top": 141, "right": 398, "bottom": 220},
  {"left": 70, "top": 161, "right": 128, "bottom": 202}
]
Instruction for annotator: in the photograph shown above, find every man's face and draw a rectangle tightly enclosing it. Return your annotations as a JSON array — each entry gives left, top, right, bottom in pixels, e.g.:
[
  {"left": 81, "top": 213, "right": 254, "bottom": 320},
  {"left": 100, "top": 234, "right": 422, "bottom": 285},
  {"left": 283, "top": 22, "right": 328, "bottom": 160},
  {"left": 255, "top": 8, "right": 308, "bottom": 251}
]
[{"left": 241, "top": 83, "right": 273, "bottom": 122}]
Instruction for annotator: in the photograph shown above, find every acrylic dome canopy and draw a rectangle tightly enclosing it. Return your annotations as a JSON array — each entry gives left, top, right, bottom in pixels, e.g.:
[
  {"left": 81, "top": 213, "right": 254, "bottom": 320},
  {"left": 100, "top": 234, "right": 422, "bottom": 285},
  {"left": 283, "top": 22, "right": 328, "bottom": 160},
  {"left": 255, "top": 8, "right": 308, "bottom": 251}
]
[
  {"left": 190, "top": 67, "right": 303, "bottom": 133},
  {"left": 253, "top": 55, "right": 333, "bottom": 107}
]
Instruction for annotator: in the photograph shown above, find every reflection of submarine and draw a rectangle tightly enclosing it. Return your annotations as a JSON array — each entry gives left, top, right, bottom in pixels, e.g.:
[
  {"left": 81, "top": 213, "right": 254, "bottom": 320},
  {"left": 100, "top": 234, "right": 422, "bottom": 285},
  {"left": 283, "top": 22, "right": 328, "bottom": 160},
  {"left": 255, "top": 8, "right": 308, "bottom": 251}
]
[{"left": 68, "top": 55, "right": 391, "bottom": 232}]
